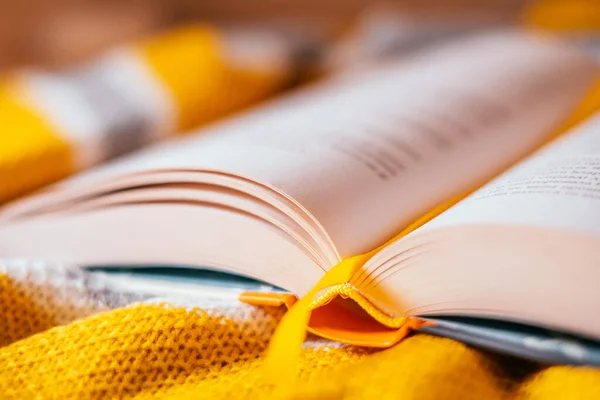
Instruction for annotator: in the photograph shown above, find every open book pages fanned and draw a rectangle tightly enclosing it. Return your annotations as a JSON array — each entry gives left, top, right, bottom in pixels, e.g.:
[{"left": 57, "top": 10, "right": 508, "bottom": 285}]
[{"left": 2, "top": 30, "right": 600, "bottom": 349}]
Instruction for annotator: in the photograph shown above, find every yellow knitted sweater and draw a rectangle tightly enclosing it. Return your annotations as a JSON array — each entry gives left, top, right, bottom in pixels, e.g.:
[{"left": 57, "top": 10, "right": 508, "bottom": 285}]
[{"left": 0, "top": 261, "right": 598, "bottom": 400}]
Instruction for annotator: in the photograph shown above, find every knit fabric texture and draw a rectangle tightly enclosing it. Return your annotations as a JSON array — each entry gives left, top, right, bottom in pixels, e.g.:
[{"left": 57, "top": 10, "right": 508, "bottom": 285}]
[
  {"left": 0, "top": 260, "right": 598, "bottom": 399},
  {"left": 0, "top": 24, "right": 291, "bottom": 204}
]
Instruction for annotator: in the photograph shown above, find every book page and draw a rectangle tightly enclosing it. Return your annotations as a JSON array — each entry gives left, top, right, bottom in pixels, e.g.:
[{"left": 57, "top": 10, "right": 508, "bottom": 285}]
[
  {"left": 363, "top": 113, "right": 600, "bottom": 338},
  {"left": 30, "top": 31, "right": 599, "bottom": 257},
  {"left": 418, "top": 111, "right": 600, "bottom": 237}
]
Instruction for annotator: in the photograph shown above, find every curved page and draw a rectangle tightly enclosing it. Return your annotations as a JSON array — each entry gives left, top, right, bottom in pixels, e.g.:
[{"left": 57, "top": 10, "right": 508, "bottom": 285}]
[
  {"left": 1, "top": 31, "right": 598, "bottom": 262},
  {"left": 368, "top": 111, "right": 600, "bottom": 339}
]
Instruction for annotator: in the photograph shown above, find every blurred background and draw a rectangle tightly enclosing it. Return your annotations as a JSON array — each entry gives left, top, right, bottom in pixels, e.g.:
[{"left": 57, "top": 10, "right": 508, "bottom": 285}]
[{"left": 0, "top": 0, "right": 566, "bottom": 73}]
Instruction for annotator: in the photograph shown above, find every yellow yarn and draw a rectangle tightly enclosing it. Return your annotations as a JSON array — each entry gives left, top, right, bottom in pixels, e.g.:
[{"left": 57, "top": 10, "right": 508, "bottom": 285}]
[
  {"left": 138, "top": 25, "right": 291, "bottom": 131},
  {"left": 0, "top": 83, "right": 72, "bottom": 203},
  {"left": 523, "top": 0, "right": 600, "bottom": 32},
  {"left": 0, "top": 266, "right": 599, "bottom": 399}
]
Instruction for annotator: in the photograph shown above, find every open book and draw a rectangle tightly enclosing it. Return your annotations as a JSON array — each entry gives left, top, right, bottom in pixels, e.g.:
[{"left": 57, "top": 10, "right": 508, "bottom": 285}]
[{"left": 1, "top": 31, "right": 600, "bottom": 361}]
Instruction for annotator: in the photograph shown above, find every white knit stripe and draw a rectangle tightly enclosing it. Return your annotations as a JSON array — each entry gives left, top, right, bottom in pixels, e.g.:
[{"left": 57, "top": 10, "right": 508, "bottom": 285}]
[
  {"left": 101, "top": 48, "right": 178, "bottom": 142},
  {"left": 17, "top": 48, "right": 177, "bottom": 170},
  {"left": 19, "top": 69, "right": 105, "bottom": 169}
]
